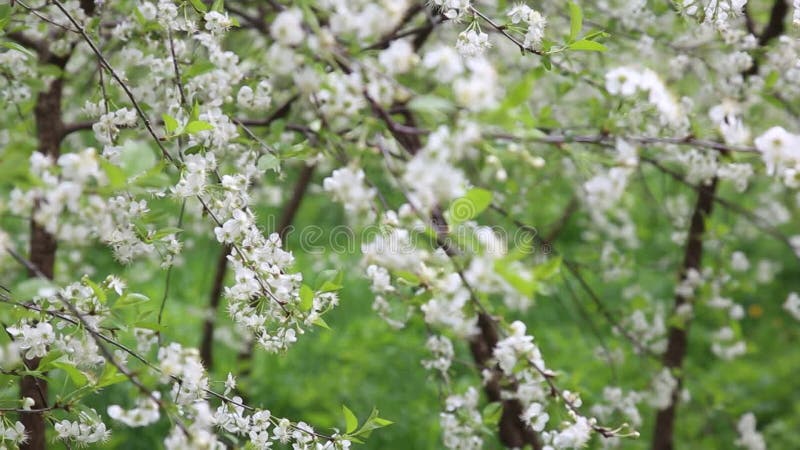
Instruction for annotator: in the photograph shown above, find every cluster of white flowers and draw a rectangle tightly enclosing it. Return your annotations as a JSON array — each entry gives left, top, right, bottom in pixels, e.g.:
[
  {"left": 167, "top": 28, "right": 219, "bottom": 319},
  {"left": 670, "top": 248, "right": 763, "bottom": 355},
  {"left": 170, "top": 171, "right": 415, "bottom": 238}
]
[
  {"left": 583, "top": 167, "right": 632, "bottom": 213},
  {"left": 92, "top": 108, "right": 138, "bottom": 146},
  {"left": 164, "top": 392, "right": 349, "bottom": 450},
  {"left": 710, "top": 326, "right": 747, "bottom": 360},
  {"left": 316, "top": 71, "right": 367, "bottom": 126},
  {"left": 158, "top": 343, "right": 209, "bottom": 404},
  {"left": 324, "top": 0, "right": 413, "bottom": 43},
  {"left": 8, "top": 149, "right": 177, "bottom": 263},
  {"left": 709, "top": 101, "right": 750, "bottom": 146},
  {"left": 754, "top": 126, "right": 800, "bottom": 188},
  {"left": 734, "top": 412, "right": 766, "bottom": 450},
  {"left": 422, "top": 335, "right": 455, "bottom": 376},
  {"left": 456, "top": 29, "right": 491, "bottom": 58},
  {"left": 379, "top": 39, "right": 420, "bottom": 74},
  {"left": 440, "top": 387, "right": 484, "bottom": 450},
  {"left": 605, "top": 67, "right": 684, "bottom": 127},
  {"left": 676, "top": 267, "right": 704, "bottom": 299},
  {"left": 422, "top": 46, "right": 465, "bottom": 82},
  {"left": 271, "top": 8, "right": 306, "bottom": 46},
  {"left": 237, "top": 80, "right": 273, "bottom": 110},
  {"left": 453, "top": 57, "right": 500, "bottom": 111},
  {"left": 187, "top": 34, "right": 246, "bottom": 108},
  {"left": 625, "top": 308, "right": 667, "bottom": 354},
  {"left": 421, "top": 273, "right": 479, "bottom": 337},
  {"left": 591, "top": 387, "right": 643, "bottom": 428},
  {"left": 432, "top": 0, "right": 472, "bottom": 20},
  {"left": 681, "top": 0, "right": 748, "bottom": 29},
  {"left": 6, "top": 321, "right": 55, "bottom": 360},
  {"left": 323, "top": 166, "right": 377, "bottom": 223},
  {"left": 649, "top": 368, "right": 678, "bottom": 410},
  {"left": 402, "top": 145, "right": 468, "bottom": 212},
  {"left": 0, "top": 420, "right": 27, "bottom": 447},
  {"left": 521, "top": 402, "right": 550, "bottom": 432},
  {"left": 362, "top": 227, "right": 425, "bottom": 272},
  {"left": 54, "top": 410, "right": 112, "bottom": 446},
  {"left": 507, "top": 4, "right": 547, "bottom": 50},
  {"left": 543, "top": 414, "right": 594, "bottom": 449},
  {"left": 0, "top": 46, "right": 35, "bottom": 103},
  {"left": 108, "top": 393, "right": 161, "bottom": 427},
  {"left": 783, "top": 292, "right": 800, "bottom": 321},
  {"left": 494, "top": 321, "right": 546, "bottom": 376},
  {"left": 203, "top": 11, "right": 233, "bottom": 35}
]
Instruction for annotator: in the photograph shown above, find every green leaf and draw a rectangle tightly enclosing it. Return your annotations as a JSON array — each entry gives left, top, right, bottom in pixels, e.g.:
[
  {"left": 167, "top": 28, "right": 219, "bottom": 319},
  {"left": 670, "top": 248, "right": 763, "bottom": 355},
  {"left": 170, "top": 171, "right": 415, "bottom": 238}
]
[
  {"left": 184, "top": 120, "right": 214, "bottom": 134},
  {"left": 52, "top": 361, "right": 88, "bottom": 385},
  {"left": 448, "top": 188, "right": 493, "bottom": 225},
  {"left": 568, "top": 39, "right": 607, "bottom": 52},
  {"left": 152, "top": 227, "right": 183, "bottom": 241},
  {"left": 568, "top": 2, "right": 583, "bottom": 42},
  {"left": 97, "top": 363, "right": 128, "bottom": 388},
  {"left": 541, "top": 55, "right": 552, "bottom": 70},
  {"left": 189, "top": 0, "right": 208, "bottom": 13},
  {"left": 82, "top": 276, "right": 107, "bottom": 304},
  {"left": 118, "top": 140, "right": 158, "bottom": 177},
  {"left": 36, "top": 350, "right": 65, "bottom": 372},
  {"left": 354, "top": 408, "right": 393, "bottom": 438},
  {"left": 162, "top": 114, "right": 179, "bottom": 134},
  {"left": 0, "top": 5, "right": 11, "bottom": 32},
  {"left": 483, "top": 402, "right": 503, "bottom": 425},
  {"left": 133, "top": 160, "right": 171, "bottom": 188},
  {"left": 257, "top": 154, "right": 280, "bottom": 172},
  {"left": 299, "top": 284, "right": 314, "bottom": 312},
  {"left": 314, "top": 270, "right": 343, "bottom": 291},
  {"left": 394, "top": 270, "right": 419, "bottom": 286},
  {"left": 99, "top": 158, "right": 127, "bottom": 189},
  {"left": 1, "top": 41, "right": 35, "bottom": 58},
  {"left": 312, "top": 317, "right": 331, "bottom": 330},
  {"left": 495, "top": 260, "right": 538, "bottom": 297},
  {"left": 211, "top": 0, "right": 224, "bottom": 12},
  {"left": 533, "top": 256, "right": 562, "bottom": 280},
  {"left": 183, "top": 61, "right": 216, "bottom": 82},
  {"left": 114, "top": 292, "right": 150, "bottom": 309},
  {"left": 342, "top": 405, "right": 358, "bottom": 434}
]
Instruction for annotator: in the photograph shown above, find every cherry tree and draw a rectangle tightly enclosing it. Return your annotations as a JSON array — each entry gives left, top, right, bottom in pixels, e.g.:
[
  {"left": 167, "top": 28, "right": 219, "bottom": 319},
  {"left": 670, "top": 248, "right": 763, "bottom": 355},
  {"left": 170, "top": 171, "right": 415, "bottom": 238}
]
[{"left": 0, "top": 0, "right": 798, "bottom": 449}]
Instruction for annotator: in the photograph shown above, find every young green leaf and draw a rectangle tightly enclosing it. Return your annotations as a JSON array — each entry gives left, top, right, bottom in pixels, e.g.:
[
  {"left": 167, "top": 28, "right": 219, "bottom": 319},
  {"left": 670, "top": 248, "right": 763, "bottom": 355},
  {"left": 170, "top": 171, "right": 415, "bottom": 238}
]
[
  {"left": 189, "top": 0, "right": 208, "bottom": 13},
  {"left": 299, "top": 284, "right": 314, "bottom": 311},
  {"left": 114, "top": 292, "right": 150, "bottom": 309},
  {"left": 99, "top": 158, "right": 128, "bottom": 189},
  {"left": 257, "top": 154, "right": 280, "bottom": 172},
  {"left": 448, "top": 188, "right": 493, "bottom": 225},
  {"left": 184, "top": 120, "right": 214, "bottom": 134},
  {"left": 568, "top": 39, "right": 607, "bottom": 52},
  {"left": 568, "top": 2, "right": 583, "bottom": 42},
  {"left": 162, "top": 113, "right": 179, "bottom": 134},
  {"left": 342, "top": 405, "right": 359, "bottom": 434}
]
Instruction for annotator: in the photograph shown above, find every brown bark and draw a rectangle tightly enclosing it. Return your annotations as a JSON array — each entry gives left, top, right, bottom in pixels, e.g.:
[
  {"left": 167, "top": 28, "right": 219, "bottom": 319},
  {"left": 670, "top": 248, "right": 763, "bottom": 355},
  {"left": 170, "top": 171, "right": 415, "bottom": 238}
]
[{"left": 651, "top": 178, "right": 718, "bottom": 450}]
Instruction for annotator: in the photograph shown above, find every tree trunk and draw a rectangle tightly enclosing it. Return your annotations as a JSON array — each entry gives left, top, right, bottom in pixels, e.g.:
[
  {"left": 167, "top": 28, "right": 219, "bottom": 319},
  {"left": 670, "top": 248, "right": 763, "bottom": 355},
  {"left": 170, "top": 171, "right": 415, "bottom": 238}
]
[
  {"left": 20, "top": 72, "right": 66, "bottom": 450},
  {"left": 651, "top": 178, "right": 717, "bottom": 450}
]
